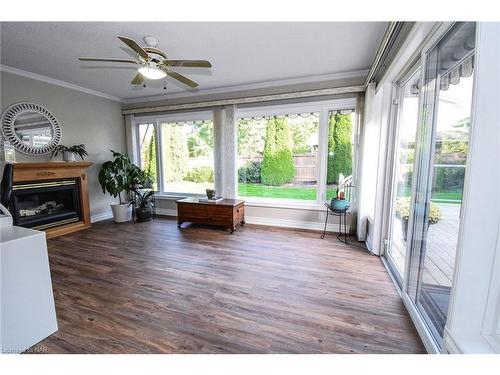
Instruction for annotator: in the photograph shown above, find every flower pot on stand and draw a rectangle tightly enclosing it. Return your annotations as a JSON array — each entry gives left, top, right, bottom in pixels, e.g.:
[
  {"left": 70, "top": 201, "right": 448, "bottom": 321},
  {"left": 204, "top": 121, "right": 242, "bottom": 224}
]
[{"left": 111, "top": 203, "right": 132, "bottom": 223}]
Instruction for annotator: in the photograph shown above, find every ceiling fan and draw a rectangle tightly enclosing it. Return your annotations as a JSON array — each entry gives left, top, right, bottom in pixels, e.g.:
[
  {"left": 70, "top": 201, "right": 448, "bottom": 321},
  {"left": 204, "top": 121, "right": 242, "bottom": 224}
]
[{"left": 78, "top": 36, "right": 212, "bottom": 89}]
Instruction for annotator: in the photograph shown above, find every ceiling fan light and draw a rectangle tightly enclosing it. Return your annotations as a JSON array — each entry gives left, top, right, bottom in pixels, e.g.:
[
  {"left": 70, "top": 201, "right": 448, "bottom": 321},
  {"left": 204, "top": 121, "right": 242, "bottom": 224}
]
[{"left": 138, "top": 65, "right": 166, "bottom": 80}]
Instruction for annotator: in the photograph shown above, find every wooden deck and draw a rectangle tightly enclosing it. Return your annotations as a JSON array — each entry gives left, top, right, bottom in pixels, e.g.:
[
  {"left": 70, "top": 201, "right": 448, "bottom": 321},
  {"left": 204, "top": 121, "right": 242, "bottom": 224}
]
[
  {"left": 28, "top": 217, "right": 425, "bottom": 354},
  {"left": 391, "top": 203, "right": 459, "bottom": 286}
]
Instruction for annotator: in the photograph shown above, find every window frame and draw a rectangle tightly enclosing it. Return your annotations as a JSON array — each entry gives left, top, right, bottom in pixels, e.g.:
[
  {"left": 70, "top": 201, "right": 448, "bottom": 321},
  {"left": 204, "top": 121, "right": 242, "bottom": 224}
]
[
  {"left": 236, "top": 98, "right": 357, "bottom": 207},
  {"left": 135, "top": 110, "right": 214, "bottom": 197}
]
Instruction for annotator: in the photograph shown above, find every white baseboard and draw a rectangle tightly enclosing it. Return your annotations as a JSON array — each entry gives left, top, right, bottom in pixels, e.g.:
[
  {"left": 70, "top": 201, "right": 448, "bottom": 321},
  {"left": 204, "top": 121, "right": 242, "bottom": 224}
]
[
  {"left": 155, "top": 208, "right": 347, "bottom": 233},
  {"left": 245, "top": 215, "right": 349, "bottom": 233},
  {"left": 155, "top": 208, "right": 178, "bottom": 217},
  {"left": 91, "top": 210, "right": 113, "bottom": 223}
]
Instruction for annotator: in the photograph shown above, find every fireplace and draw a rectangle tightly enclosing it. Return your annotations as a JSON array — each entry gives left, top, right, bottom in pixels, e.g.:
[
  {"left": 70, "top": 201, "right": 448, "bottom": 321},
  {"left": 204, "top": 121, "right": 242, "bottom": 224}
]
[
  {"left": 11, "top": 179, "right": 82, "bottom": 230},
  {"left": 12, "top": 162, "right": 92, "bottom": 238}
]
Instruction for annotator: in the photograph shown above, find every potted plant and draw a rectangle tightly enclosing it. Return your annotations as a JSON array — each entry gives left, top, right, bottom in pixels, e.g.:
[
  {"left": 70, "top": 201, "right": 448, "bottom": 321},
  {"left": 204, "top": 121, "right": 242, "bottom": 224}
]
[
  {"left": 98, "top": 150, "right": 134, "bottom": 223},
  {"left": 129, "top": 165, "right": 155, "bottom": 189},
  {"left": 329, "top": 186, "right": 349, "bottom": 212},
  {"left": 395, "top": 197, "right": 442, "bottom": 241},
  {"left": 131, "top": 188, "right": 155, "bottom": 222},
  {"left": 51, "top": 144, "right": 88, "bottom": 162}
]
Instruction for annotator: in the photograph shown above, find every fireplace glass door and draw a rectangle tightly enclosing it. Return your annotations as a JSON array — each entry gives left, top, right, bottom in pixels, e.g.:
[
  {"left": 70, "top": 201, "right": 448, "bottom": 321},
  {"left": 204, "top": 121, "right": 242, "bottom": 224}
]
[{"left": 12, "top": 179, "right": 82, "bottom": 230}]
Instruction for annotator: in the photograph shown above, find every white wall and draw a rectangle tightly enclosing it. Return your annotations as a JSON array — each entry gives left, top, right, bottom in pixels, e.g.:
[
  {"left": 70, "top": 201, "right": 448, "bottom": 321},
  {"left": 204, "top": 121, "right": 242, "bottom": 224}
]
[
  {"left": 0, "top": 71, "right": 126, "bottom": 217},
  {"left": 443, "top": 22, "right": 500, "bottom": 354}
]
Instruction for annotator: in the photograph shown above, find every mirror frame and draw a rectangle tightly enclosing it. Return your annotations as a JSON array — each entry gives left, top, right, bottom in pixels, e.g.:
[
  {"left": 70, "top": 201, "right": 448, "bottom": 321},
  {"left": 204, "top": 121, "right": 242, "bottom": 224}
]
[{"left": 0, "top": 102, "right": 62, "bottom": 155}]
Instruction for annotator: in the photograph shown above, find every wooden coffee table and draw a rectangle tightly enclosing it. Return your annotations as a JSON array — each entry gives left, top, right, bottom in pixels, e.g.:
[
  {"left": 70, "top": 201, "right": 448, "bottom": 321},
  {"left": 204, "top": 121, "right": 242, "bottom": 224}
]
[{"left": 176, "top": 197, "right": 245, "bottom": 233}]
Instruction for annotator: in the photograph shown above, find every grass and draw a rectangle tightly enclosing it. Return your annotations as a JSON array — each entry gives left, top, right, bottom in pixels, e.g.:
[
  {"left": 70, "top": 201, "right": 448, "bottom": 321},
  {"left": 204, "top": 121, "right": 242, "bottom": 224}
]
[
  {"left": 238, "top": 183, "right": 317, "bottom": 200},
  {"left": 239, "top": 183, "right": 463, "bottom": 204},
  {"left": 399, "top": 186, "right": 463, "bottom": 204}
]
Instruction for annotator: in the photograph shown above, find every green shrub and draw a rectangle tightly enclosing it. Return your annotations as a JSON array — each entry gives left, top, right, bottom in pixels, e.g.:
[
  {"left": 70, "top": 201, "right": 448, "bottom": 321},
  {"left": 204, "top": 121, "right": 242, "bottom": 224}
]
[
  {"left": 327, "top": 113, "right": 352, "bottom": 184},
  {"left": 185, "top": 166, "right": 214, "bottom": 183},
  {"left": 238, "top": 160, "right": 261, "bottom": 183},
  {"left": 261, "top": 117, "right": 295, "bottom": 186},
  {"left": 161, "top": 125, "right": 189, "bottom": 182}
]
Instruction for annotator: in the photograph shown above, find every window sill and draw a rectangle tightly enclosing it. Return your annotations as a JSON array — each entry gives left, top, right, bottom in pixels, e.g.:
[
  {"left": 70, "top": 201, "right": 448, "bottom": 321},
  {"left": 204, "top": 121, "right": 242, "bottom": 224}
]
[
  {"left": 154, "top": 193, "right": 204, "bottom": 201},
  {"left": 154, "top": 194, "right": 328, "bottom": 211},
  {"left": 241, "top": 198, "right": 326, "bottom": 211}
]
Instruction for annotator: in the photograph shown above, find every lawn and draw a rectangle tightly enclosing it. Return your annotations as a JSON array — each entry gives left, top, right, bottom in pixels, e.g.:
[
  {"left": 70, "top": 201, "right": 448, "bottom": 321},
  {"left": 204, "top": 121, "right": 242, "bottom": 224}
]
[
  {"left": 238, "top": 183, "right": 318, "bottom": 200},
  {"left": 239, "top": 183, "right": 463, "bottom": 203}
]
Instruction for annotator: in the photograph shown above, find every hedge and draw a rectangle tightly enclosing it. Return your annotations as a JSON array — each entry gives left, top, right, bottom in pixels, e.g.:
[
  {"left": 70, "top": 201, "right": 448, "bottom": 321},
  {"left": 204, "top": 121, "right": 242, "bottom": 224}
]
[
  {"left": 327, "top": 113, "right": 352, "bottom": 184},
  {"left": 261, "top": 117, "right": 295, "bottom": 186}
]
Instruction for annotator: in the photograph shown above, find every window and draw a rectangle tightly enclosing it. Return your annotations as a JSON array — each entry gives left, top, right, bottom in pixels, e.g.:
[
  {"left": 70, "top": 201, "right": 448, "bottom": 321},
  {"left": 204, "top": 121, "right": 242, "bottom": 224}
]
[
  {"left": 159, "top": 119, "right": 214, "bottom": 195},
  {"left": 136, "top": 112, "right": 214, "bottom": 195},
  {"left": 326, "top": 110, "right": 356, "bottom": 200},
  {"left": 237, "top": 101, "right": 356, "bottom": 204},
  {"left": 137, "top": 122, "right": 157, "bottom": 190}
]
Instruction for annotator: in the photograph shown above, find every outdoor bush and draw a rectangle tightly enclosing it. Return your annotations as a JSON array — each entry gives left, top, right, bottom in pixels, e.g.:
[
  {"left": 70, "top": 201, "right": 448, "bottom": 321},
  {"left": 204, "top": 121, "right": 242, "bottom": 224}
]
[
  {"left": 238, "top": 160, "right": 261, "bottom": 183},
  {"left": 434, "top": 166, "right": 465, "bottom": 191},
  {"left": 395, "top": 197, "right": 442, "bottom": 224},
  {"left": 261, "top": 117, "right": 295, "bottom": 186},
  {"left": 161, "top": 125, "right": 189, "bottom": 182},
  {"left": 185, "top": 166, "right": 214, "bottom": 183},
  {"left": 144, "top": 133, "right": 157, "bottom": 184},
  {"left": 327, "top": 114, "right": 352, "bottom": 185}
]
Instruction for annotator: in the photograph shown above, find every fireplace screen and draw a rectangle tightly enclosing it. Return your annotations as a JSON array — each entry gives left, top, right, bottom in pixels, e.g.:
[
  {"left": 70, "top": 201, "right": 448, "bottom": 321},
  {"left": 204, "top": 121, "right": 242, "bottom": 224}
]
[{"left": 11, "top": 179, "right": 82, "bottom": 230}]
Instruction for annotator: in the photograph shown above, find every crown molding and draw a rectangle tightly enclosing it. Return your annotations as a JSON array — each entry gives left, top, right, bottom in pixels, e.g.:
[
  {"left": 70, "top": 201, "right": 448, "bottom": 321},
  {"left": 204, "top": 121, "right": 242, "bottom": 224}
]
[
  {"left": 122, "top": 69, "right": 369, "bottom": 104},
  {"left": 0, "top": 64, "right": 368, "bottom": 105},
  {"left": 0, "top": 65, "right": 123, "bottom": 103}
]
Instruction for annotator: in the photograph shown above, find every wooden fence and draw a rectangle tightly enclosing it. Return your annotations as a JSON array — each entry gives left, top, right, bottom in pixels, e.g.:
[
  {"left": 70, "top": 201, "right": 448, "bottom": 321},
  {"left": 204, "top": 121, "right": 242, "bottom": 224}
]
[{"left": 238, "top": 155, "right": 318, "bottom": 183}]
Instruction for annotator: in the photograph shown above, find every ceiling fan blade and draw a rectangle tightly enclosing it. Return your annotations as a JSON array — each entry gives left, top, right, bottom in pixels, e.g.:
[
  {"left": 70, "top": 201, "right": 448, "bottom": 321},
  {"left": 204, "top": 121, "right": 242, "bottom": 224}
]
[
  {"left": 117, "top": 36, "right": 149, "bottom": 59},
  {"left": 164, "top": 60, "right": 212, "bottom": 68},
  {"left": 167, "top": 71, "right": 199, "bottom": 88},
  {"left": 131, "top": 73, "right": 144, "bottom": 85},
  {"left": 79, "top": 57, "right": 138, "bottom": 64}
]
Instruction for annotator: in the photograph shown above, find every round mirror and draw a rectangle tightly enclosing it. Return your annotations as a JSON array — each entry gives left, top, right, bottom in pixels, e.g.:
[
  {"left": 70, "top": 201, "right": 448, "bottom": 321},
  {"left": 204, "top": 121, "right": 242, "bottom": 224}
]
[{"left": 1, "top": 102, "right": 62, "bottom": 155}]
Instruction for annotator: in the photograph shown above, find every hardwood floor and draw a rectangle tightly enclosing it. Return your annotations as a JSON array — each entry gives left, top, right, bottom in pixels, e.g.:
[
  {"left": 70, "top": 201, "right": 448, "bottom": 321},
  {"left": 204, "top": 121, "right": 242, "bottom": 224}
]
[{"left": 30, "top": 217, "right": 425, "bottom": 353}]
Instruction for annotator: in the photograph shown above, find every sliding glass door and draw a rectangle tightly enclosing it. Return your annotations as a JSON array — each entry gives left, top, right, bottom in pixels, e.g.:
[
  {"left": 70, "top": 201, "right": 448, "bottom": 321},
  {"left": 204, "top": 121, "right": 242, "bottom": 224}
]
[
  {"left": 407, "top": 22, "right": 476, "bottom": 345},
  {"left": 385, "top": 66, "right": 421, "bottom": 281}
]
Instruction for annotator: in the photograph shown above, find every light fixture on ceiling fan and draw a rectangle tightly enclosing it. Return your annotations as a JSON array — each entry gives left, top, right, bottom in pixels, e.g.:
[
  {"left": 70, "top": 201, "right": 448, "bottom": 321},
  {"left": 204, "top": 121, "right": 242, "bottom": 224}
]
[{"left": 78, "top": 36, "right": 212, "bottom": 88}]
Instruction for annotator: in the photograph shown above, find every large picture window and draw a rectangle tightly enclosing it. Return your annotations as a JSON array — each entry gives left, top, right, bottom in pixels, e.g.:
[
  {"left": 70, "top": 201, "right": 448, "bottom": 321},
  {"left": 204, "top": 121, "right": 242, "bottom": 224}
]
[
  {"left": 238, "top": 113, "right": 320, "bottom": 201},
  {"left": 159, "top": 119, "right": 214, "bottom": 194},
  {"left": 237, "top": 101, "right": 356, "bottom": 205}
]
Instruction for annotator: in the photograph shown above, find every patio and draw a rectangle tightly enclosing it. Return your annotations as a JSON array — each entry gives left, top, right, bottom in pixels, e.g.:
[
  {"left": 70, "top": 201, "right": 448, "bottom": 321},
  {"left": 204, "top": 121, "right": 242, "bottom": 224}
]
[{"left": 390, "top": 203, "right": 460, "bottom": 287}]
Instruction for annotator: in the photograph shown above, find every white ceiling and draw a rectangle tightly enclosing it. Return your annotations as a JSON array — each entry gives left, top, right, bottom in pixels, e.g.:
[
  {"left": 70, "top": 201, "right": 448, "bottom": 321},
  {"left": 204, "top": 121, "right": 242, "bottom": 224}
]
[{"left": 0, "top": 22, "right": 387, "bottom": 101}]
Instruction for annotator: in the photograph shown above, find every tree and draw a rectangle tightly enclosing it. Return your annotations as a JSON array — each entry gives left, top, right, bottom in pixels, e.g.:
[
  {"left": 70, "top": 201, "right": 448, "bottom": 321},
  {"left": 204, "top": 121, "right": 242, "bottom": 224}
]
[
  {"left": 144, "top": 133, "right": 157, "bottom": 184},
  {"left": 161, "top": 124, "right": 189, "bottom": 182},
  {"left": 326, "top": 115, "right": 336, "bottom": 184},
  {"left": 187, "top": 121, "right": 213, "bottom": 158},
  {"left": 261, "top": 116, "right": 295, "bottom": 186},
  {"left": 237, "top": 118, "right": 266, "bottom": 157},
  {"left": 327, "top": 113, "right": 352, "bottom": 184}
]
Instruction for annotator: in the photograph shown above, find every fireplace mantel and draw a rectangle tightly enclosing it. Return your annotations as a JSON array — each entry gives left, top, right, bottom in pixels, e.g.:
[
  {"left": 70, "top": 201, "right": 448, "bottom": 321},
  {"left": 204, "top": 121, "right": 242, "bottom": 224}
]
[{"left": 12, "top": 162, "right": 93, "bottom": 239}]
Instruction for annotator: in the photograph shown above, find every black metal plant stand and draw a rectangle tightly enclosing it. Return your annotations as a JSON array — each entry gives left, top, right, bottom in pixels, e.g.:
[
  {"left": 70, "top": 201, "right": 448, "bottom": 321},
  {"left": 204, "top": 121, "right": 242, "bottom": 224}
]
[{"left": 321, "top": 202, "right": 349, "bottom": 244}]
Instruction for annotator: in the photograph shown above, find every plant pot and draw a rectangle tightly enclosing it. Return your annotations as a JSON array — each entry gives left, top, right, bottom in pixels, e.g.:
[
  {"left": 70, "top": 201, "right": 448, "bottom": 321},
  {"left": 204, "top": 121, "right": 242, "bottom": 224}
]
[
  {"left": 401, "top": 217, "right": 409, "bottom": 242},
  {"left": 135, "top": 207, "right": 152, "bottom": 222},
  {"left": 111, "top": 203, "right": 132, "bottom": 223},
  {"left": 62, "top": 151, "right": 77, "bottom": 162},
  {"left": 330, "top": 198, "right": 349, "bottom": 212}
]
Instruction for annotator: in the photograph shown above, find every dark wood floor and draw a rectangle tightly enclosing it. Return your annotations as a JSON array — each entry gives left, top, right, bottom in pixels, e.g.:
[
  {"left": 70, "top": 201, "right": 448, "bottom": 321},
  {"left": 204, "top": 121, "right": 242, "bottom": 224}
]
[{"left": 30, "top": 217, "right": 425, "bottom": 353}]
